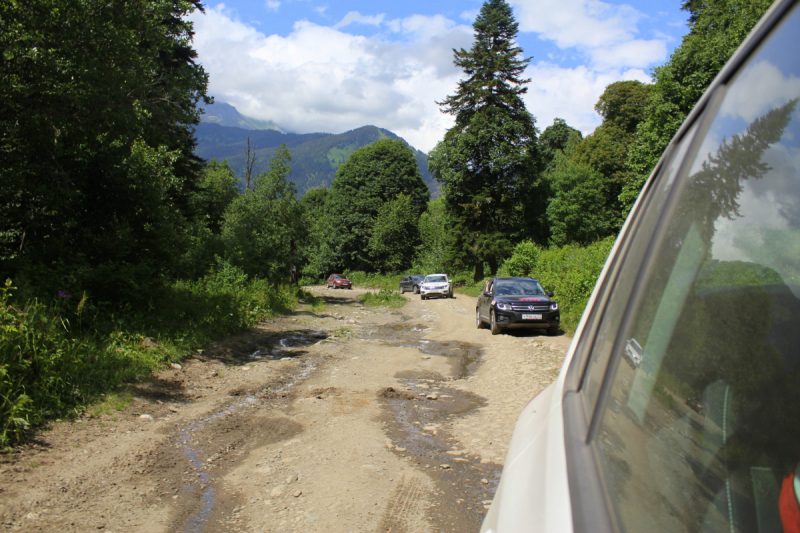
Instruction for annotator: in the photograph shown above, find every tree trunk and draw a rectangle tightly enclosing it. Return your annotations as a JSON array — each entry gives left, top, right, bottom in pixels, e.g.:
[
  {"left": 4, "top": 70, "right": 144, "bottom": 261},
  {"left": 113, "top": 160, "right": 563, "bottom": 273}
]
[
  {"left": 487, "top": 256, "right": 498, "bottom": 276},
  {"left": 244, "top": 137, "right": 256, "bottom": 194},
  {"left": 473, "top": 260, "right": 483, "bottom": 283}
]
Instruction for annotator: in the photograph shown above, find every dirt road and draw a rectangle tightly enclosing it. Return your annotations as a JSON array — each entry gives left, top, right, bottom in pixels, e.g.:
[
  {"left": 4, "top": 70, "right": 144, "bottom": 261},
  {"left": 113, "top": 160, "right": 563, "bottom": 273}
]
[{"left": 0, "top": 287, "right": 570, "bottom": 533}]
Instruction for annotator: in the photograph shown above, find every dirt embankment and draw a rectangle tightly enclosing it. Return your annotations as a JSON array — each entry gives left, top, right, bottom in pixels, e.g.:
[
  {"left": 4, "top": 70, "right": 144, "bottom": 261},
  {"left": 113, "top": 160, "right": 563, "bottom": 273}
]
[{"left": 0, "top": 287, "right": 570, "bottom": 533}]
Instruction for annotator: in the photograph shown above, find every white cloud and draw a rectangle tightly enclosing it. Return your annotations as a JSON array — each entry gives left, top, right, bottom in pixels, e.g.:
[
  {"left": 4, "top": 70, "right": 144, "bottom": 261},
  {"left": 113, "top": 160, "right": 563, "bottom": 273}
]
[
  {"left": 523, "top": 62, "right": 651, "bottom": 136},
  {"left": 720, "top": 60, "right": 800, "bottom": 123},
  {"left": 190, "top": 6, "right": 473, "bottom": 151},
  {"left": 511, "top": 0, "right": 668, "bottom": 71},
  {"left": 265, "top": 1, "right": 280, "bottom": 12},
  {"left": 333, "top": 11, "right": 385, "bottom": 30},
  {"left": 590, "top": 39, "right": 667, "bottom": 70},
  {"left": 189, "top": 1, "right": 670, "bottom": 152},
  {"left": 512, "top": 0, "right": 641, "bottom": 48}
]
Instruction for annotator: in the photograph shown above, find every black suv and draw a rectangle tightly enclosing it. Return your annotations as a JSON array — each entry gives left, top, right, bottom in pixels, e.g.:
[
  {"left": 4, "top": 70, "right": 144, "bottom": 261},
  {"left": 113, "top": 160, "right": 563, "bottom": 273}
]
[
  {"left": 476, "top": 277, "right": 560, "bottom": 335},
  {"left": 399, "top": 275, "right": 425, "bottom": 294}
]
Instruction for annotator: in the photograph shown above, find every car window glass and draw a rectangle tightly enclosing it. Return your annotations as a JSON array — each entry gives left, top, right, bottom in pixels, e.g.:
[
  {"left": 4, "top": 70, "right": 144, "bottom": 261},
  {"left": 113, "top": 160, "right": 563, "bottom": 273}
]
[
  {"left": 581, "top": 121, "right": 700, "bottom": 415},
  {"left": 594, "top": 7, "right": 800, "bottom": 532}
]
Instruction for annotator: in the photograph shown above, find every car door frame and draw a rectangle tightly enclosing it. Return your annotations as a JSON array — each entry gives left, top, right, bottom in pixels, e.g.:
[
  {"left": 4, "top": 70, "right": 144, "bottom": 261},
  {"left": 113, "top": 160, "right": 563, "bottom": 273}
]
[{"left": 557, "top": 1, "right": 799, "bottom": 529}]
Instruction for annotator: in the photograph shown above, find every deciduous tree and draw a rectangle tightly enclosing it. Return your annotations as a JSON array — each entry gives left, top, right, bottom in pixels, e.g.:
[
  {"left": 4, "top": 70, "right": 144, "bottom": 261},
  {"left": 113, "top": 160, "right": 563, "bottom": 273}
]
[{"left": 325, "top": 139, "right": 428, "bottom": 272}]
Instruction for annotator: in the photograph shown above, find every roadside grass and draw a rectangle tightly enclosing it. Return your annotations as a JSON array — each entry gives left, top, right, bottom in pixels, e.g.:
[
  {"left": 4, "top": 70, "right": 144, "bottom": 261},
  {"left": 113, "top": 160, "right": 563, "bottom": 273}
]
[
  {"left": 0, "top": 265, "right": 301, "bottom": 447},
  {"left": 359, "top": 289, "right": 407, "bottom": 308},
  {"left": 451, "top": 274, "right": 489, "bottom": 298},
  {"left": 344, "top": 271, "right": 404, "bottom": 291},
  {"left": 87, "top": 391, "right": 134, "bottom": 418},
  {"left": 298, "top": 289, "right": 327, "bottom": 314},
  {"left": 333, "top": 327, "right": 354, "bottom": 337}
]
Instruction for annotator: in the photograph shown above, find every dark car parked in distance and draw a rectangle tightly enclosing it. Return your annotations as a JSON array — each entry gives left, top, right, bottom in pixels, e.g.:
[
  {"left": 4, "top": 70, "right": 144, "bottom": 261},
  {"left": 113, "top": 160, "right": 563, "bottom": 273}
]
[
  {"left": 326, "top": 274, "right": 352, "bottom": 289},
  {"left": 476, "top": 277, "right": 559, "bottom": 335},
  {"left": 399, "top": 275, "right": 425, "bottom": 294}
]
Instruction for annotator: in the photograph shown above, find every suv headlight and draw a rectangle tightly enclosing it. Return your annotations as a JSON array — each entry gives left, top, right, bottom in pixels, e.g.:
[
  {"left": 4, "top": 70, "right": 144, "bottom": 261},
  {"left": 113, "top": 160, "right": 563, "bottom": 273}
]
[
  {"left": 550, "top": 302, "right": 559, "bottom": 311},
  {"left": 496, "top": 300, "right": 512, "bottom": 311}
]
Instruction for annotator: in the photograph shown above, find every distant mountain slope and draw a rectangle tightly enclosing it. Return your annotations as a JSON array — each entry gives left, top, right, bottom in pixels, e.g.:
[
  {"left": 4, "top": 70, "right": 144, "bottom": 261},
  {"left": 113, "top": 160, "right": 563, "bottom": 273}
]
[
  {"left": 198, "top": 101, "right": 282, "bottom": 131},
  {"left": 194, "top": 122, "right": 435, "bottom": 195}
]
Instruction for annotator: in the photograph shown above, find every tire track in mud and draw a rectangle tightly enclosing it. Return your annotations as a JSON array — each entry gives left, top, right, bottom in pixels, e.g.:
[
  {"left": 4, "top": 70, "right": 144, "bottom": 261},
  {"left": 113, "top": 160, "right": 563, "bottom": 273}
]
[
  {"left": 370, "top": 321, "right": 503, "bottom": 532},
  {"left": 380, "top": 475, "right": 430, "bottom": 533}
]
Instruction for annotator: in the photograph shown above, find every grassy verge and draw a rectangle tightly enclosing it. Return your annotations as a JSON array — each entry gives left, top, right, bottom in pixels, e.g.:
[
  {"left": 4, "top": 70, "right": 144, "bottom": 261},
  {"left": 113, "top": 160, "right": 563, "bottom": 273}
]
[
  {"left": 298, "top": 289, "right": 327, "bottom": 314},
  {"left": 0, "top": 264, "right": 300, "bottom": 447},
  {"left": 344, "top": 271, "right": 404, "bottom": 291},
  {"left": 359, "top": 289, "right": 407, "bottom": 308}
]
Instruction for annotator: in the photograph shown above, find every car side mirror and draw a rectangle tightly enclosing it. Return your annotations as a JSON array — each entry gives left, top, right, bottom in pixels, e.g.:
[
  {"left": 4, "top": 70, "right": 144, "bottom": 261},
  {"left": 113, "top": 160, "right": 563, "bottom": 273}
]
[
  {"left": 546, "top": 291, "right": 554, "bottom": 297},
  {"left": 483, "top": 291, "right": 492, "bottom": 297}
]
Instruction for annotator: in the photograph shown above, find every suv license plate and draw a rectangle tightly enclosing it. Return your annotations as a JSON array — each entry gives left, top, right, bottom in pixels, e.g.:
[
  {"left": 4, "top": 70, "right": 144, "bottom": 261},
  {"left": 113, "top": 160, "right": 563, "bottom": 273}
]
[{"left": 522, "top": 314, "right": 542, "bottom": 320}]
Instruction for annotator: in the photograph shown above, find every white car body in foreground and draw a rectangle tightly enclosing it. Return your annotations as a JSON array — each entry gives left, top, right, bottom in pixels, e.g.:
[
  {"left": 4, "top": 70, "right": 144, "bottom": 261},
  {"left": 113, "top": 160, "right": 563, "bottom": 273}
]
[
  {"left": 481, "top": 2, "right": 800, "bottom": 531},
  {"left": 481, "top": 375, "right": 573, "bottom": 532}
]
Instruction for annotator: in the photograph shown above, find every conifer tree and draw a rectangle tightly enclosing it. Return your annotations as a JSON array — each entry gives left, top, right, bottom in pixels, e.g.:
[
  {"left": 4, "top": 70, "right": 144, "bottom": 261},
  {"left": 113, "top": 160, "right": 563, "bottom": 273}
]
[{"left": 429, "top": 0, "right": 540, "bottom": 281}]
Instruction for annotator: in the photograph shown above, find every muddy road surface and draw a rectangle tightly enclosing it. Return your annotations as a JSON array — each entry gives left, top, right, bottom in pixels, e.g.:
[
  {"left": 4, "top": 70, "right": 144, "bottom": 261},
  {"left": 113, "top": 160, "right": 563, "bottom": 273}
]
[{"left": 0, "top": 287, "right": 570, "bottom": 533}]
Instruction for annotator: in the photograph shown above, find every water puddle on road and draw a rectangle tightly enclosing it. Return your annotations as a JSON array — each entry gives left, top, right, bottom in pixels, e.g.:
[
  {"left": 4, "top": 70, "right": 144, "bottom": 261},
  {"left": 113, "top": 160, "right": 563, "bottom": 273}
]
[
  {"left": 173, "top": 331, "right": 327, "bottom": 533},
  {"left": 367, "top": 322, "right": 502, "bottom": 532}
]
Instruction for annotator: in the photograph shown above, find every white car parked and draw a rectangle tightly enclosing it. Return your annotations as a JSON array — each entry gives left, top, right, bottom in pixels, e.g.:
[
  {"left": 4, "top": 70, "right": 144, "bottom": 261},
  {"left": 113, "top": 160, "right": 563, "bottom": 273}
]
[
  {"left": 482, "top": 2, "right": 800, "bottom": 531},
  {"left": 419, "top": 274, "right": 453, "bottom": 300}
]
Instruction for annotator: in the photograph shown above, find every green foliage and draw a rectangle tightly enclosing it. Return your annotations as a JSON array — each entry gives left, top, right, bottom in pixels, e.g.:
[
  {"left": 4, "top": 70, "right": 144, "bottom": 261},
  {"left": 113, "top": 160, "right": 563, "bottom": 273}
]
[
  {"left": 430, "top": 0, "right": 541, "bottom": 281},
  {"left": 594, "top": 80, "right": 653, "bottom": 134},
  {"left": 539, "top": 118, "right": 583, "bottom": 173},
  {"left": 359, "top": 289, "right": 407, "bottom": 308},
  {"left": 621, "top": 0, "right": 772, "bottom": 213},
  {"left": 221, "top": 145, "right": 305, "bottom": 282},
  {"left": 0, "top": 0, "right": 210, "bottom": 303},
  {"left": 500, "top": 238, "right": 616, "bottom": 333},
  {"left": 547, "top": 161, "right": 616, "bottom": 246},
  {"left": 298, "top": 187, "right": 331, "bottom": 280},
  {"left": 344, "top": 271, "right": 404, "bottom": 291},
  {"left": 570, "top": 81, "right": 653, "bottom": 236},
  {"left": 0, "top": 271, "right": 298, "bottom": 446},
  {"left": 413, "top": 199, "right": 449, "bottom": 274},
  {"left": 191, "top": 159, "right": 238, "bottom": 233},
  {"left": 325, "top": 139, "right": 429, "bottom": 272},
  {"left": 369, "top": 194, "right": 421, "bottom": 273},
  {"left": 501, "top": 241, "right": 540, "bottom": 277}
]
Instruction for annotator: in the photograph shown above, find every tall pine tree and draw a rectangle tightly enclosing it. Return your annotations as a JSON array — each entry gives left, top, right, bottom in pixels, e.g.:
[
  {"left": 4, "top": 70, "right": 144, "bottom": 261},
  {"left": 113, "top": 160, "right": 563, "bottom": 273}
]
[{"left": 428, "top": 0, "right": 541, "bottom": 281}]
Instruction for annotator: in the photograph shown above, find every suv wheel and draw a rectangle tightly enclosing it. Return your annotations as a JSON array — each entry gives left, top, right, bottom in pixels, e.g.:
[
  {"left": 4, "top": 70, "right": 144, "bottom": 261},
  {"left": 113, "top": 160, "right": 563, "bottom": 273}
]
[
  {"left": 490, "top": 310, "right": 501, "bottom": 335},
  {"left": 547, "top": 325, "right": 559, "bottom": 336},
  {"left": 413, "top": 285, "right": 419, "bottom": 294},
  {"left": 476, "top": 308, "right": 484, "bottom": 329}
]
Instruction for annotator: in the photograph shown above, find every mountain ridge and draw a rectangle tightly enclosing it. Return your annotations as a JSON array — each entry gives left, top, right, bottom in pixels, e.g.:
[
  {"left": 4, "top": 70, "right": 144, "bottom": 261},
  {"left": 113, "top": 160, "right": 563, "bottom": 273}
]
[{"left": 194, "top": 101, "right": 435, "bottom": 195}]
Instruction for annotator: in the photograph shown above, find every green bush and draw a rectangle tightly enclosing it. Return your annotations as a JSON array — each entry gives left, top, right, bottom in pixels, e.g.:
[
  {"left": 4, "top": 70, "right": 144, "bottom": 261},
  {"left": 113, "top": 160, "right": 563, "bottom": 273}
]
[
  {"left": 345, "top": 271, "right": 404, "bottom": 291},
  {"left": 0, "top": 266, "right": 299, "bottom": 447},
  {"left": 500, "top": 237, "right": 616, "bottom": 334},
  {"left": 359, "top": 289, "right": 407, "bottom": 308}
]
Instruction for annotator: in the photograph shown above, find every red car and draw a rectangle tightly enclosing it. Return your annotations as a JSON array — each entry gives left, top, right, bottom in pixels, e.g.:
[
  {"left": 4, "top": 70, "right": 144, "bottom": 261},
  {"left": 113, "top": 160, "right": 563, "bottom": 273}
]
[{"left": 326, "top": 274, "right": 352, "bottom": 289}]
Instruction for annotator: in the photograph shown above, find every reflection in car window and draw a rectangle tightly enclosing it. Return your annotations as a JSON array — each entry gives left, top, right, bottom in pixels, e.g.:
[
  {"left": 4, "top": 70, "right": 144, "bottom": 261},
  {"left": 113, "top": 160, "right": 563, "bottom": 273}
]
[
  {"left": 426, "top": 275, "right": 446, "bottom": 283},
  {"left": 595, "top": 6, "right": 800, "bottom": 533},
  {"left": 494, "top": 280, "right": 545, "bottom": 296},
  {"left": 582, "top": 121, "right": 701, "bottom": 416}
]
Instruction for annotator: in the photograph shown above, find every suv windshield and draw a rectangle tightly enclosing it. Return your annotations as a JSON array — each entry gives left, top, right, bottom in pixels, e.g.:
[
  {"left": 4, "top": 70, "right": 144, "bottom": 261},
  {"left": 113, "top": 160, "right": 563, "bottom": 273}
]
[
  {"left": 425, "top": 275, "right": 446, "bottom": 283},
  {"left": 494, "top": 280, "right": 544, "bottom": 296}
]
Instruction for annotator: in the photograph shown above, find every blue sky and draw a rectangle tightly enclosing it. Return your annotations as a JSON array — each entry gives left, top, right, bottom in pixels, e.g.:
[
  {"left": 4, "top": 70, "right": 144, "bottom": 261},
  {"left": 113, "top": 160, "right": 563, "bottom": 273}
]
[{"left": 190, "top": 0, "right": 690, "bottom": 152}]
